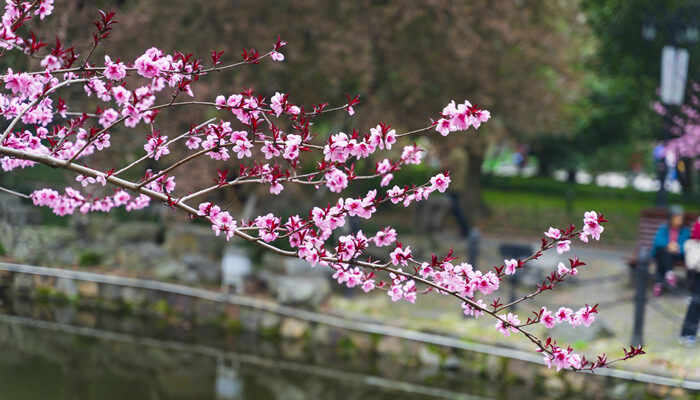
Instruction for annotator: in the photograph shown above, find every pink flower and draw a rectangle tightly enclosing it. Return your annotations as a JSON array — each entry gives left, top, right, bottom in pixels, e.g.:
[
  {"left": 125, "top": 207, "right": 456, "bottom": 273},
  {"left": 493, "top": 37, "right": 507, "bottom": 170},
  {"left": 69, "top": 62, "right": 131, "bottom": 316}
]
[
  {"left": 556, "top": 240, "right": 571, "bottom": 254},
  {"left": 504, "top": 259, "right": 518, "bottom": 275},
  {"left": 373, "top": 227, "right": 397, "bottom": 247},
  {"left": 557, "top": 262, "right": 569, "bottom": 275},
  {"left": 555, "top": 307, "right": 573, "bottom": 323},
  {"left": 361, "top": 279, "right": 376, "bottom": 292},
  {"left": 270, "top": 51, "right": 284, "bottom": 61},
  {"left": 544, "top": 227, "right": 561, "bottom": 240},
  {"left": 572, "top": 306, "right": 596, "bottom": 327},
  {"left": 430, "top": 173, "right": 451, "bottom": 193},
  {"left": 380, "top": 173, "right": 393, "bottom": 187},
  {"left": 104, "top": 56, "right": 127, "bottom": 80},
  {"left": 461, "top": 299, "right": 486, "bottom": 318},
  {"left": 495, "top": 313, "right": 520, "bottom": 337},
  {"left": 388, "top": 284, "right": 403, "bottom": 302},
  {"left": 540, "top": 307, "right": 557, "bottom": 328},
  {"left": 583, "top": 211, "right": 604, "bottom": 240},
  {"left": 389, "top": 245, "right": 412, "bottom": 266}
]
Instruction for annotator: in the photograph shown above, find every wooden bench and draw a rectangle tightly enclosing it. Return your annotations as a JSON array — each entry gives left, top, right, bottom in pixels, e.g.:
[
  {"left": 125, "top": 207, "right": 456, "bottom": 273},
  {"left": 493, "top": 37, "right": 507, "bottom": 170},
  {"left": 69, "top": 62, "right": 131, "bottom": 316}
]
[{"left": 628, "top": 208, "right": 698, "bottom": 269}]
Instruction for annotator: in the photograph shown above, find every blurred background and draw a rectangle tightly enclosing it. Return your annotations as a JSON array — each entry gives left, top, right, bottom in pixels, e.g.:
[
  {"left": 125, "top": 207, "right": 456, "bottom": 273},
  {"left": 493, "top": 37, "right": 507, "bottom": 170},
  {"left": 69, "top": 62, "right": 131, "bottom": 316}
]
[{"left": 0, "top": 0, "right": 699, "bottom": 399}]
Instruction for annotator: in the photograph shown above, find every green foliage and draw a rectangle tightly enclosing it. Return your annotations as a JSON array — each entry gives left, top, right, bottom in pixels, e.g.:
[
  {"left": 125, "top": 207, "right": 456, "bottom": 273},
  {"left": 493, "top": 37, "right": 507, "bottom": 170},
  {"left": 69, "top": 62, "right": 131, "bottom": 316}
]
[
  {"left": 568, "top": 0, "right": 700, "bottom": 171},
  {"left": 77, "top": 250, "right": 102, "bottom": 267},
  {"left": 481, "top": 176, "right": 699, "bottom": 244},
  {"left": 0, "top": 241, "right": 6, "bottom": 257}
]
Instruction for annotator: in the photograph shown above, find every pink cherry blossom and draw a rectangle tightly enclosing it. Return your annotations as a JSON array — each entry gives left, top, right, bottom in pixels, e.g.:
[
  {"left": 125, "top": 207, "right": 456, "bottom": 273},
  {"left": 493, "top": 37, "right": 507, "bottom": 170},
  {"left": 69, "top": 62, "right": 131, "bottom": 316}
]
[{"left": 556, "top": 240, "right": 571, "bottom": 254}]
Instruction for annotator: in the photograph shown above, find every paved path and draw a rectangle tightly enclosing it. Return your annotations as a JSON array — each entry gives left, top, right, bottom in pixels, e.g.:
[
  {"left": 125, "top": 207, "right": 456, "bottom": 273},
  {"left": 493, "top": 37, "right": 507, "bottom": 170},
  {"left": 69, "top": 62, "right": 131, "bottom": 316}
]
[{"left": 328, "top": 232, "right": 700, "bottom": 382}]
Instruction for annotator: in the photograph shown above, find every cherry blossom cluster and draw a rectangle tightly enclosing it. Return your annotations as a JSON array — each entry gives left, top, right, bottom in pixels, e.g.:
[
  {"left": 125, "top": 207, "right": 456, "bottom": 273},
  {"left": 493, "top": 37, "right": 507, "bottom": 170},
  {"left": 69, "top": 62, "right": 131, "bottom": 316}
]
[
  {"left": 0, "top": 1, "right": 643, "bottom": 371},
  {"left": 656, "top": 83, "right": 700, "bottom": 166}
]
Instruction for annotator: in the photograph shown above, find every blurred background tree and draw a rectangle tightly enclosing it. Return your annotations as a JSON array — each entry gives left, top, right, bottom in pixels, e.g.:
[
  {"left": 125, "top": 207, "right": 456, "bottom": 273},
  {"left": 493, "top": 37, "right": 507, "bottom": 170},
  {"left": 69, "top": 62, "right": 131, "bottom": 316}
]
[{"left": 34, "top": 0, "right": 589, "bottom": 221}]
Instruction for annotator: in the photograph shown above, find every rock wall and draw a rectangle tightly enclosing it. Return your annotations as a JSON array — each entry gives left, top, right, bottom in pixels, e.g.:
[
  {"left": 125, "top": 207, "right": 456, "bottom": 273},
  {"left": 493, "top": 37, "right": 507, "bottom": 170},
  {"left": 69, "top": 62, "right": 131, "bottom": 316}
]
[{"left": 0, "top": 266, "right": 689, "bottom": 399}]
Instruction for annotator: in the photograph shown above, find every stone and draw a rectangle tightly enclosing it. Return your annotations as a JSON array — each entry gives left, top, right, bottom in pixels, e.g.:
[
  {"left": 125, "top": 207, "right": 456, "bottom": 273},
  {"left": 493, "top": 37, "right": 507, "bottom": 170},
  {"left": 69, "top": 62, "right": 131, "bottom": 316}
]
[
  {"left": 54, "top": 306, "right": 77, "bottom": 325},
  {"left": 279, "top": 318, "right": 310, "bottom": 340},
  {"left": 224, "top": 304, "right": 240, "bottom": 320},
  {"left": 238, "top": 308, "right": 260, "bottom": 332},
  {"left": 10, "top": 226, "right": 77, "bottom": 266},
  {"left": 12, "top": 273, "right": 34, "bottom": 297},
  {"left": 549, "top": 317, "right": 615, "bottom": 342},
  {"left": 543, "top": 374, "right": 566, "bottom": 396},
  {"left": 77, "top": 281, "right": 99, "bottom": 298},
  {"left": 259, "top": 312, "right": 281, "bottom": 336},
  {"left": 181, "top": 253, "right": 220, "bottom": 283},
  {"left": 153, "top": 259, "right": 188, "bottom": 280},
  {"left": 55, "top": 277, "right": 78, "bottom": 297},
  {"left": 166, "top": 294, "right": 193, "bottom": 318},
  {"left": 193, "top": 299, "right": 222, "bottom": 323},
  {"left": 33, "top": 275, "right": 55, "bottom": 289},
  {"left": 110, "top": 243, "right": 170, "bottom": 271},
  {"left": 418, "top": 345, "right": 441, "bottom": 366},
  {"left": 100, "top": 283, "right": 124, "bottom": 303},
  {"left": 121, "top": 287, "right": 146, "bottom": 305},
  {"left": 76, "top": 311, "right": 97, "bottom": 328},
  {"left": 164, "top": 225, "right": 224, "bottom": 259},
  {"left": 112, "top": 221, "right": 162, "bottom": 244},
  {"left": 346, "top": 331, "right": 373, "bottom": 352},
  {"left": 261, "top": 274, "right": 330, "bottom": 309},
  {"left": 376, "top": 336, "right": 403, "bottom": 357},
  {"left": 311, "top": 324, "right": 345, "bottom": 346}
]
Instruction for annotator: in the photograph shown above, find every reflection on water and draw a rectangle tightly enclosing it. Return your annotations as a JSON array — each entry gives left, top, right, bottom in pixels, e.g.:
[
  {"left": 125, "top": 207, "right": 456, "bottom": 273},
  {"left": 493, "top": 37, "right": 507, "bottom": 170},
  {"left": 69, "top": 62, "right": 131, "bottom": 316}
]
[{"left": 0, "top": 299, "right": 643, "bottom": 400}]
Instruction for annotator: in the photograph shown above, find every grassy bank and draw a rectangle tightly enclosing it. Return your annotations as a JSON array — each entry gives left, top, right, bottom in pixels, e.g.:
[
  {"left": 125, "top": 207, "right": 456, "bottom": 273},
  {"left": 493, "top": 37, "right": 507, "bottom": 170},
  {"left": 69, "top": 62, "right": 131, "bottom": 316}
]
[{"left": 480, "top": 176, "right": 699, "bottom": 246}]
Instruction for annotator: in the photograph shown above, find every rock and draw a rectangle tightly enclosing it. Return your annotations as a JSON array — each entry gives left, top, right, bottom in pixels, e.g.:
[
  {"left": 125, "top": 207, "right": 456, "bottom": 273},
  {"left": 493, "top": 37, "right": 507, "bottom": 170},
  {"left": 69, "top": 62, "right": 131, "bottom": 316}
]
[
  {"left": 55, "top": 277, "right": 77, "bottom": 297},
  {"left": 283, "top": 257, "right": 329, "bottom": 276},
  {"left": 76, "top": 281, "right": 99, "bottom": 298},
  {"left": 238, "top": 308, "right": 260, "bottom": 332},
  {"left": 164, "top": 225, "right": 224, "bottom": 259},
  {"left": 54, "top": 306, "right": 77, "bottom": 325},
  {"left": 76, "top": 311, "right": 97, "bottom": 328},
  {"left": 193, "top": 299, "right": 222, "bottom": 323},
  {"left": 100, "top": 283, "right": 123, "bottom": 303},
  {"left": 110, "top": 243, "right": 170, "bottom": 271},
  {"left": 10, "top": 226, "right": 77, "bottom": 266},
  {"left": 543, "top": 374, "right": 566, "bottom": 396},
  {"left": 112, "top": 221, "right": 162, "bottom": 244},
  {"left": 279, "top": 318, "right": 310, "bottom": 340},
  {"left": 181, "top": 253, "right": 220, "bottom": 282},
  {"left": 259, "top": 312, "right": 281, "bottom": 336},
  {"left": 12, "top": 273, "right": 34, "bottom": 297},
  {"left": 347, "top": 331, "right": 374, "bottom": 352},
  {"left": 376, "top": 336, "right": 403, "bottom": 357},
  {"left": 311, "top": 325, "right": 345, "bottom": 346},
  {"left": 549, "top": 317, "right": 615, "bottom": 342},
  {"left": 121, "top": 287, "right": 146, "bottom": 305},
  {"left": 153, "top": 259, "right": 188, "bottom": 280},
  {"left": 418, "top": 346, "right": 441, "bottom": 366},
  {"left": 33, "top": 274, "right": 54, "bottom": 289},
  {"left": 260, "top": 273, "right": 330, "bottom": 309}
]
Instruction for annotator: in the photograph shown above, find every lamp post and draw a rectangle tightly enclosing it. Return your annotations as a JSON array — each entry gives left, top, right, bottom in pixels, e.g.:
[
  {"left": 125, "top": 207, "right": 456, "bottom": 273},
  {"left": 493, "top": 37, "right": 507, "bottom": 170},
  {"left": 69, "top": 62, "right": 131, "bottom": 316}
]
[{"left": 642, "top": 12, "right": 698, "bottom": 207}]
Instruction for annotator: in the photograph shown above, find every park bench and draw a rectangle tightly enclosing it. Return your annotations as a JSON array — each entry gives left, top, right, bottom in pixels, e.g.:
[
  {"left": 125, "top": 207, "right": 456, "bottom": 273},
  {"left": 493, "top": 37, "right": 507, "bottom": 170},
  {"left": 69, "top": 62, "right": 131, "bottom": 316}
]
[{"left": 627, "top": 208, "right": 699, "bottom": 270}]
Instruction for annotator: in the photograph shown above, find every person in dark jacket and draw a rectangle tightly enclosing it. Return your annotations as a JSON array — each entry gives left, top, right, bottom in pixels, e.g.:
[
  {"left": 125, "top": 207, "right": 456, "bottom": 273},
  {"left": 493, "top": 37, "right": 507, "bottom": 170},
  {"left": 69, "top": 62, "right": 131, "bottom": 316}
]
[
  {"left": 651, "top": 205, "right": 690, "bottom": 297},
  {"left": 679, "top": 220, "right": 700, "bottom": 346}
]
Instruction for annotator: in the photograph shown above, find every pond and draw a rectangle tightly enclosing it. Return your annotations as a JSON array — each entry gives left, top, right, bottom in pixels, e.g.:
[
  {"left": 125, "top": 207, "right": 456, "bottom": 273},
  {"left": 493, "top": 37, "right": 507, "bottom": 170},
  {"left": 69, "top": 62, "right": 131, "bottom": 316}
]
[{"left": 0, "top": 299, "right": 663, "bottom": 400}]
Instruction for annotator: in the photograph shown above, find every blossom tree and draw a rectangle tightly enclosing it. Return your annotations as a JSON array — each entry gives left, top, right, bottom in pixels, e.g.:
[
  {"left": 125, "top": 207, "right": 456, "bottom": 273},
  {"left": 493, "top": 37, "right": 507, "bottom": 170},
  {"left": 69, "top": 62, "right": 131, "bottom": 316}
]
[
  {"left": 0, "top": 1, "right": 644, "bottom": 371},
  {"left": 657, "top": 83, "right": 700, "bottom": 167}
]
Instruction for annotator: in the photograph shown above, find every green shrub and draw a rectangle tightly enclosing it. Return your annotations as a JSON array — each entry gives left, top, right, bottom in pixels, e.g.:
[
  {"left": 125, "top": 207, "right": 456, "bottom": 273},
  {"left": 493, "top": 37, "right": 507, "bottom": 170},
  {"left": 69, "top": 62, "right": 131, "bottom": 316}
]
[{"left": 78, "top": 250, "right": 102, "bottom": 267}]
